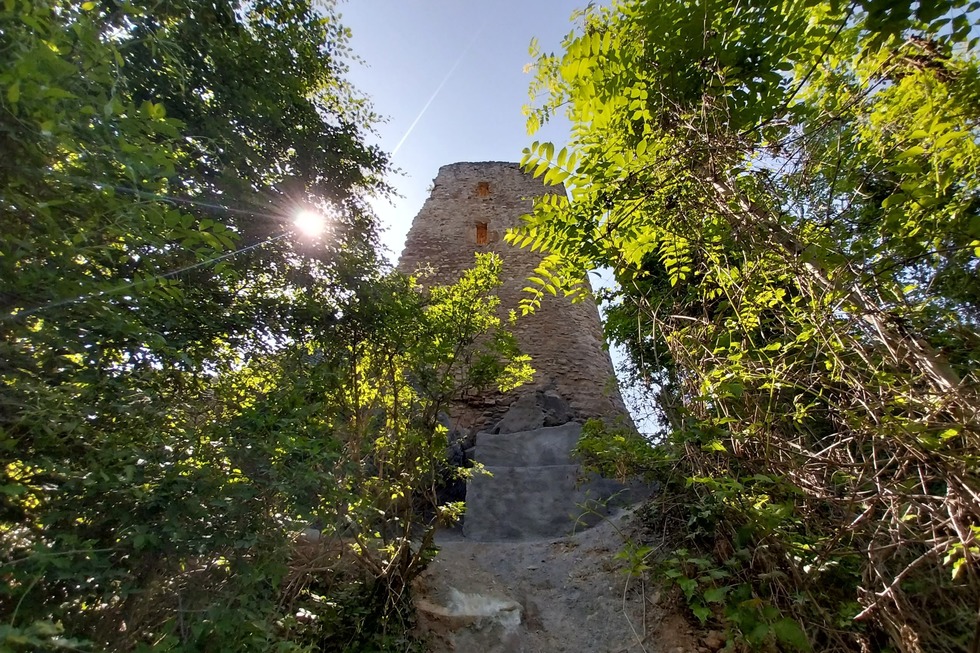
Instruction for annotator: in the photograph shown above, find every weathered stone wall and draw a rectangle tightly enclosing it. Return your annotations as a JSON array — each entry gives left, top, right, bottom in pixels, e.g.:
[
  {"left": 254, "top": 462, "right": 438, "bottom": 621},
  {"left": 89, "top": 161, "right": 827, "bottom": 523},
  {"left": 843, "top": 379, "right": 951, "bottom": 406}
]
[{"left": 398, "top": 161, "right": 630, "bottom": 432}]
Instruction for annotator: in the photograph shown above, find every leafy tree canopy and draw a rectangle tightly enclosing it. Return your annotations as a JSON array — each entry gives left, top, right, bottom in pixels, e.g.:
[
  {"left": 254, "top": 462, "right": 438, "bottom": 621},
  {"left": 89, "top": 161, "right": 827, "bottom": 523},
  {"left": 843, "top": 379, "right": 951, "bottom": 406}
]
[
  {"left": 518, "top": 1, "right": 980, "bottom": 650},
  {"left": 0, "top": 1, "right": 530, "bottom": 650}
]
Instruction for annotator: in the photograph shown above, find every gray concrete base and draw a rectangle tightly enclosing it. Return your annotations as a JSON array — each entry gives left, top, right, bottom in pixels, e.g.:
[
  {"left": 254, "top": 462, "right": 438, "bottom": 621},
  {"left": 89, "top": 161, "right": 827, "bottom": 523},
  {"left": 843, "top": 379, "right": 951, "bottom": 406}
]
[{"left": 462, "top": 421, "right": 643, "bottom": 541}]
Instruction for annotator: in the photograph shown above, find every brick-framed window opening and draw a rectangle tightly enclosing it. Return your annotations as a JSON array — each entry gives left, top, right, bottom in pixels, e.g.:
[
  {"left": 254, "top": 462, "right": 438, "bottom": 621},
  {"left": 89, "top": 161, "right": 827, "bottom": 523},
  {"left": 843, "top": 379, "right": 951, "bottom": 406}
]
[
  {"left": 476, "top": 222, "right": 489, "bottom": 245},
  {"left": 476, "top": 181, "right": 490, "bottom": 197}
]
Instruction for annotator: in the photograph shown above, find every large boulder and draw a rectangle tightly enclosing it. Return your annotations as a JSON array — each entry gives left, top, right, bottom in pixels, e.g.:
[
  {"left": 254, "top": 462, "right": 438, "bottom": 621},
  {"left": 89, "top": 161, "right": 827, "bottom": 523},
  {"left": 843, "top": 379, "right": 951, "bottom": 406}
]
[{"left": 491, "top": 390, "right": 571, "bottom": 435}]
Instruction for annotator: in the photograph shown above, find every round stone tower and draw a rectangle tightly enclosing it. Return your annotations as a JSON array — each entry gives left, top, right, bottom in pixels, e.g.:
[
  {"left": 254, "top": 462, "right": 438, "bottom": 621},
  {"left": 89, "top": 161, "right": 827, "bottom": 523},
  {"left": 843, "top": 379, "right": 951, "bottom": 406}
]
[{"left": 398, "top": 161, "right": 630, "bottom": 432}]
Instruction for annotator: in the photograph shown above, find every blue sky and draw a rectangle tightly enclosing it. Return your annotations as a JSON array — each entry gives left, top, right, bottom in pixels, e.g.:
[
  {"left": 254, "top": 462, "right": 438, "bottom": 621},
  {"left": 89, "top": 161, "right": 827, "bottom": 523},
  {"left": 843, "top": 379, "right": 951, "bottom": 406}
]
[
  {"left": 339, "top": 1, "right": 583, "bottom": 261},
  {"left": 338, "top": 2, "right": 659, "bottom": 432}
]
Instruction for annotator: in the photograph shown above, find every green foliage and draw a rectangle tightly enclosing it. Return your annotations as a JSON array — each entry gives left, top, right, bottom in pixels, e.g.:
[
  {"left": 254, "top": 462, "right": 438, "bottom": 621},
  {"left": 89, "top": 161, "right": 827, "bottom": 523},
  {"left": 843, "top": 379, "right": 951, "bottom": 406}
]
[
  {"left": 574, "top": 419, "right": 665, "bottom": 482},
  {"left": 0, "top": 1, "right": 530, "bottom": 650},
  {"left": 522, "top": 1, "right": 980, "bottom": 651}
]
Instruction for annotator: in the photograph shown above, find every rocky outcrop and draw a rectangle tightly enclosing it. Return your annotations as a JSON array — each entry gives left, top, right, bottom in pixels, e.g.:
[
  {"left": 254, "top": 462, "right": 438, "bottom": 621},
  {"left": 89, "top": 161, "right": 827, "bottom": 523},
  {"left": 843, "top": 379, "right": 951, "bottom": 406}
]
[{"left": 412, "top": 510, "right": 699, "bottom": 653}]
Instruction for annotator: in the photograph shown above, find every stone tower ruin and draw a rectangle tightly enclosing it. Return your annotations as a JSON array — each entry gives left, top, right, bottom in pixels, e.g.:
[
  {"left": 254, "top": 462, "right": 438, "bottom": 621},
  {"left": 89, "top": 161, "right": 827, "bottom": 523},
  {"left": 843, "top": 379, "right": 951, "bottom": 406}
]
[
  {"left": 398, "top": 161, "right": 630, "bottom": 433},
  {"left": 400, "top": 161, "right": 640, "bottom": 542}
]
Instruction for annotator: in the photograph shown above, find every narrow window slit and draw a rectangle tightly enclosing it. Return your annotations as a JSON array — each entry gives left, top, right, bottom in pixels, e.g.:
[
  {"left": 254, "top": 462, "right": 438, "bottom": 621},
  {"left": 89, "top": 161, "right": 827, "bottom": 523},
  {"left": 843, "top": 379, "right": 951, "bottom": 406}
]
[{"left": 476, "top": 222, "right": 489, "bottom": 245}]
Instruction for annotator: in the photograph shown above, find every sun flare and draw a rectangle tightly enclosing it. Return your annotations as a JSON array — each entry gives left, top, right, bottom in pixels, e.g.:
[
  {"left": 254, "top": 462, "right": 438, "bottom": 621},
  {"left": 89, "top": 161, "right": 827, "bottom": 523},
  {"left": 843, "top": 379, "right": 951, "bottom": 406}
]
[{"left": 293, "top": 209, "right": 327, "bottom": 238}]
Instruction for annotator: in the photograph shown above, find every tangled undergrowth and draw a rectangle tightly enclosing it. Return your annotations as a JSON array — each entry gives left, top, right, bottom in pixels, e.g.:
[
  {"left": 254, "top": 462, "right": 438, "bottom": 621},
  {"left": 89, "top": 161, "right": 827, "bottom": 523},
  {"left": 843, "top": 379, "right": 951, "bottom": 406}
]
[{"left": 579, "top": 405, "right": 978, "bottom": 653}]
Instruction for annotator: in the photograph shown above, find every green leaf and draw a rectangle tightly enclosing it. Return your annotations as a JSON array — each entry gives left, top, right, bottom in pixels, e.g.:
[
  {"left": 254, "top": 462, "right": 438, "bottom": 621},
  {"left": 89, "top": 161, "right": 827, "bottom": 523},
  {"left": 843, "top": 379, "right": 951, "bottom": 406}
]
[
  {"left": 703, "top": 586, "right": 728, "bottom": 603},
  {"left": 534, "top": 159, "right": 550, "bottom": 179},
  {"left": 691, "top": 603, "right": 711, "bottom": 623},
  {"left": 896, "top": 145, "right": 926, "bottom": 159},
  {"left": 7, "top": 81, "right": 20, "bottom": 104},
  {"left": 881, "top": 193, "right": 907, "bottom": 208},
  {"left": 748, "top": 622, "right": 769, "bottom": 644},
  {"left": 676, "top": 576, "right": 697, "bottom": 599},
  {"left": 0, "top": 484, "right": 26, "bottom": 496},
  {"left": 772, "top": 618, "right": 810, "bottom": 651}
]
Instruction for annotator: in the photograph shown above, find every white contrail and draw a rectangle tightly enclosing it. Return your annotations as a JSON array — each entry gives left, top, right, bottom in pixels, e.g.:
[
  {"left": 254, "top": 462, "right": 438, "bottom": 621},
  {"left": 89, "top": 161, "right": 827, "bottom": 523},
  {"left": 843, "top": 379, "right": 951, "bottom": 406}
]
[{"left": 392, "top": 24, "right": 485, "bottom": 156}]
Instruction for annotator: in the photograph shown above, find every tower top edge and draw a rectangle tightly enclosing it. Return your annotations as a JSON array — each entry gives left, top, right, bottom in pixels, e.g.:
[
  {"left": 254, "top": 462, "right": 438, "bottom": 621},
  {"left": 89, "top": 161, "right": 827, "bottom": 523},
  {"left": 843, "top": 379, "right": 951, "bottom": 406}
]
[{"left": 437, "top": 161, "right": 521, "bottom": 172}]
